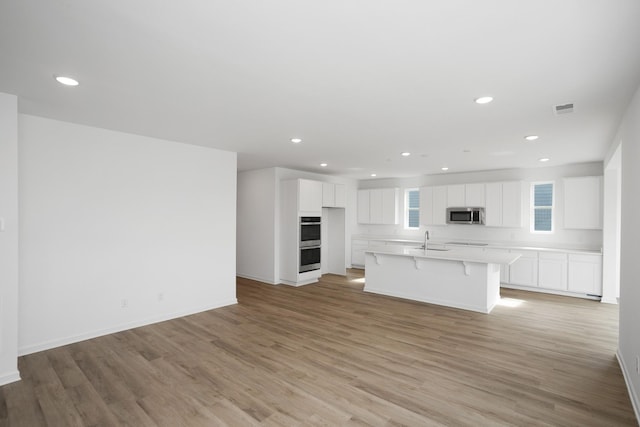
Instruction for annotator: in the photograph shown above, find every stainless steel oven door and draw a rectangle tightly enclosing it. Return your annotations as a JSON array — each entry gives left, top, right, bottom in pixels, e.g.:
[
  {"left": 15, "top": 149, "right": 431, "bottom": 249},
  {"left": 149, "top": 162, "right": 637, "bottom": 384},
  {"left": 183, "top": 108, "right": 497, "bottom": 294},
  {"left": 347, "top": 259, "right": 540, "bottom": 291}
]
[{"left": 300, "top": 246, "right": 321, "bottom": 273}]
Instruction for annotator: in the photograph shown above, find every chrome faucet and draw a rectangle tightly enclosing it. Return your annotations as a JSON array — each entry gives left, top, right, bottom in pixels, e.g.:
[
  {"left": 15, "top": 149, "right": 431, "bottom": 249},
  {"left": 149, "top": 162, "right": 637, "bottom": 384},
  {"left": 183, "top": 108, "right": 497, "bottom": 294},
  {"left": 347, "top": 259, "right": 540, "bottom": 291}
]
[{"left": 422, "top": 230, "right": 430, "bottom": 250}]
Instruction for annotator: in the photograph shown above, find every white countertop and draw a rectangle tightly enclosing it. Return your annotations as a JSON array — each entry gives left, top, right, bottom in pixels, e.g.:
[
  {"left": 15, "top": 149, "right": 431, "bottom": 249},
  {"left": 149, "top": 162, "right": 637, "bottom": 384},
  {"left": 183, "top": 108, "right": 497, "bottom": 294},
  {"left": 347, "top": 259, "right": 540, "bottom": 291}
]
[
  {"left": 353, "top": 235, "right": 602, "bottom": 255},
  {"left": 365, "top": 245, "right": 521, "bottom": 265}
]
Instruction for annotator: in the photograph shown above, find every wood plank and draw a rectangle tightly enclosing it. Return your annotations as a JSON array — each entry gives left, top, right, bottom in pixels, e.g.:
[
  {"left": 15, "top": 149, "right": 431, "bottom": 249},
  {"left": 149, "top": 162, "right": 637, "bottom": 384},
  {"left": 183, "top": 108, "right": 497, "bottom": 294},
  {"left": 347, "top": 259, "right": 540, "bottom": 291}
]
[{"left": 0, "top": 270, "right": 635, "bottom": 426}]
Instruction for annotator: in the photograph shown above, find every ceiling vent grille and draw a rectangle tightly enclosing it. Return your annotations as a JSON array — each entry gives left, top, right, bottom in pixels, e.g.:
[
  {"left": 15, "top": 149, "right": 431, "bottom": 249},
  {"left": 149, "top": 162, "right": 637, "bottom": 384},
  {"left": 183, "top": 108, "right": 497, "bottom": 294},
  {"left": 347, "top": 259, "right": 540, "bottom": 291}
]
[{"left": 554, "top": 103, "right": 574, "bottom": 115}]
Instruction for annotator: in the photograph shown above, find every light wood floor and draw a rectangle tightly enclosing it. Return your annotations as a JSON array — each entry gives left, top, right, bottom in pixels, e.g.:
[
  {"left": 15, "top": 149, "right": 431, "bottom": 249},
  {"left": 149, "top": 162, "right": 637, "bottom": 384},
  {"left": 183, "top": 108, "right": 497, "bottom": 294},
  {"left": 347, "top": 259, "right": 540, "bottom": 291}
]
[{"left": 1, "top": 270, "right": 636, "bottom": 426}]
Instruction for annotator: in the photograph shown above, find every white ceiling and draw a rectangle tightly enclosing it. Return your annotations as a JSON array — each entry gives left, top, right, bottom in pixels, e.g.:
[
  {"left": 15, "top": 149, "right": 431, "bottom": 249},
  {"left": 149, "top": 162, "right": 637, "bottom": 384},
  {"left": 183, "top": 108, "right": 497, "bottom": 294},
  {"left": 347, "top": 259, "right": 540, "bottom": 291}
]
[{"left": 2, "top": 1, "right": 640, "bottom": 179}]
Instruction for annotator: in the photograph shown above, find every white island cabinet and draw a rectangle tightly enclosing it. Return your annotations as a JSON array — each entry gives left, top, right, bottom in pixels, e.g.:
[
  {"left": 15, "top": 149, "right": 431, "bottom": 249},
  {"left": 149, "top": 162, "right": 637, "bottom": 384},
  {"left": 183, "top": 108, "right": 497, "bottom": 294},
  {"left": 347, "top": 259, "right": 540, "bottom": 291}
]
[{"left": 364, "top": 247, "right": 520, "bottom": 314}]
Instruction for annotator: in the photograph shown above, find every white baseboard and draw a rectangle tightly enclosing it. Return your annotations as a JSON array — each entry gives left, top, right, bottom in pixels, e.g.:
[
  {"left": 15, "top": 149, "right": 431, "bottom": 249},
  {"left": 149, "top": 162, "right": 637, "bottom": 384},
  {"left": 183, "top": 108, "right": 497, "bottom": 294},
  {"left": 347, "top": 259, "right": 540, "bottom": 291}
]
[
  {"left": 18, "top": 298, "right": 237, "bottom": 356},
  {"left": 617, "top": 349, "right": 640, "bottom": 423},
  {"left": 236, "top": 273, "right": 279, "bottom": 285},
  {"left": 0, "top": 371, "right": 21, "bottom": 386}
]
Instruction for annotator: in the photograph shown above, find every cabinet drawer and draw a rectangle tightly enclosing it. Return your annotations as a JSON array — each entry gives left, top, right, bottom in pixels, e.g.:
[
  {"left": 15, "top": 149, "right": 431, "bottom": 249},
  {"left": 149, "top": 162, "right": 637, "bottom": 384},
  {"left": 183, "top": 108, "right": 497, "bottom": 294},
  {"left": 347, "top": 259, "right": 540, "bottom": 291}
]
[
  {"left": 568, "top": 253, "right": 602, "bottom": 264},
  {"left": 539, "top": 252, "right": 568, "bottom": 261}
]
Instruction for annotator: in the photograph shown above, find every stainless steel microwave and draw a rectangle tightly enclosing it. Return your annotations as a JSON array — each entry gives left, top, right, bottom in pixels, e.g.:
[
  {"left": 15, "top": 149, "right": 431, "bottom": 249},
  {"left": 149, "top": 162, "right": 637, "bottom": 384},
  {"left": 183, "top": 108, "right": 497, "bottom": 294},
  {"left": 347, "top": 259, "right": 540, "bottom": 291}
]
[{"left": 446, "top": 207, "right": 485, "bottom": 224}]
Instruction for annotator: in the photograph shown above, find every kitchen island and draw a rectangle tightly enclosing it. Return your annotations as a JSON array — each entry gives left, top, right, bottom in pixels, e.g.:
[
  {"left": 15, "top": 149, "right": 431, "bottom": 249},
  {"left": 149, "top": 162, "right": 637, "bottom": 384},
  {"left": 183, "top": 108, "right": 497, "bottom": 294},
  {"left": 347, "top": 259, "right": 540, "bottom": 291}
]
[{"left": 364, "top": 246, "right": 521, "bottom": 313}]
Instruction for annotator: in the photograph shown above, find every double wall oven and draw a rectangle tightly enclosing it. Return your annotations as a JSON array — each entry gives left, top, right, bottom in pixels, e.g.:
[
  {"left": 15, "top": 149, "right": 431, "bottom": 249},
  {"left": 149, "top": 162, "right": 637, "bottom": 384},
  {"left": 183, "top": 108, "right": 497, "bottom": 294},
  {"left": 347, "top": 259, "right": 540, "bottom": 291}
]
[{"left": 299, "top": 216, "right": 321, "bottom": 273}]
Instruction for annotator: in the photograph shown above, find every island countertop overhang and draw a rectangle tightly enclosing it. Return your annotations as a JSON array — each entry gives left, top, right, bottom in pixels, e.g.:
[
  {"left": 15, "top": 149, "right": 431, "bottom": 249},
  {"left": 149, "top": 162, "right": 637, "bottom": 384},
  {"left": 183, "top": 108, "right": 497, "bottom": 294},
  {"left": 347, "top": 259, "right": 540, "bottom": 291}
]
[{"left": 365, "top": 245, "right": 521, "bottom": 266}]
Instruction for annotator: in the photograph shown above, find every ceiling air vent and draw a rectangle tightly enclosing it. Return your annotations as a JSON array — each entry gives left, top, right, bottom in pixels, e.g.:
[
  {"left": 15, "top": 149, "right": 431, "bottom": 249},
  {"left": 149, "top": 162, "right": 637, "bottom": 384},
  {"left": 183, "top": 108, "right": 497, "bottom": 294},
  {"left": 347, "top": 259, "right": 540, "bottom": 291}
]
[{"left": 554, "top": 103, "right": 574, "bottom": 115}]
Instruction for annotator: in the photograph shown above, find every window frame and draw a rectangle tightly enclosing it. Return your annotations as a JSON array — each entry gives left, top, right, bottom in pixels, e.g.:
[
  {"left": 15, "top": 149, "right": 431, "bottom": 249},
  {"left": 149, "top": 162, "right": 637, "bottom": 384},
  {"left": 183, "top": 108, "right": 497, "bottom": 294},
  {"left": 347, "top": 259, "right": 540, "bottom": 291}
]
[
  {"left": 530, "top": 181, "right": 554, "bottom": 234},
  {"left": 404, "top": 188, "right": 420, "bottom": 230}
]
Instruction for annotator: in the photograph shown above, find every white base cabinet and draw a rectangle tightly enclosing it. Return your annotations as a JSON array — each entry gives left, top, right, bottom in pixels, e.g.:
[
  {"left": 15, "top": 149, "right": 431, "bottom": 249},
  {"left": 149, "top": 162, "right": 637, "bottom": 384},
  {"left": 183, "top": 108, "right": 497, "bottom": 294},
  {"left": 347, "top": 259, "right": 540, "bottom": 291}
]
[
  {"left": 351, "top": 239, "right": 369, "bottom": 268},
  {"left": 508, "top": 250, "right": 538, "bottom": 287},
  {"left": 568, "top": 254, "right": 603, "bottom": 295},
  {"left": 538, "top": 252, "right": 568, "bottom": 291}
]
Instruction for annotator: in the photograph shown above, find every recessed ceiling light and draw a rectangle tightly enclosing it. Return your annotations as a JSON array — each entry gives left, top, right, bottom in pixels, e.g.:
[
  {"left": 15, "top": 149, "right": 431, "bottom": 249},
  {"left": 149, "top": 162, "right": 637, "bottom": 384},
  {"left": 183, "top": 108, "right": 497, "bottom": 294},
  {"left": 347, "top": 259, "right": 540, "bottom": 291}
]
[
  {"left": 401, "top": 152, "right": 411, "bottom": 157},
  {"left": 370, "top": 173, "right": 377, "bottom": 177},
  {"left": 291, "top": 138, "right": 302, "bottom": 144},
  {"left": 54, "top": 75, "right": 79, "bottom": 86},
  {"left": 539, "top": 158, "right": 550, "bottom": 162},
  {"left": 525, "top": 135, "right": 539, "bottom": 141},
  {"left": 320, "top": 163, "right": 327, "bottom": 167},
  {"left": 441, "top": 167, "right": 449, "bottom": 171},
  {"left": 474, "top": 96, "right": 493, "bottom": 104}
]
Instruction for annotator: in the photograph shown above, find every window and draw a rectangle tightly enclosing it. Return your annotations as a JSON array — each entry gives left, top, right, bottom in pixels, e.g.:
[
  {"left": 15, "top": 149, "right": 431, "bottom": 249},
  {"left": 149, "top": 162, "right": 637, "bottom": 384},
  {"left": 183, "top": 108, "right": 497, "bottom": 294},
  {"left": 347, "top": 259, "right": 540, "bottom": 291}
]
[
  {"left": 531, "top": 182, "right": 554, "bottom": 233},
  {"left": 405, "top": 188, "right": 420, "bottom": 229}
]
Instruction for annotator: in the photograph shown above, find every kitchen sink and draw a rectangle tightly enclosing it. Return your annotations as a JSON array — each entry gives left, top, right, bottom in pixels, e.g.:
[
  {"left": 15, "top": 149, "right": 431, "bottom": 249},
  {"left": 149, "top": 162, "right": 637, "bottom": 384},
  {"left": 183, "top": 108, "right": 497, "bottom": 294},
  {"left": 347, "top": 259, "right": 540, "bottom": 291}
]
[{"left": 445, "top": 241, "right": 488, "bottom": 246}]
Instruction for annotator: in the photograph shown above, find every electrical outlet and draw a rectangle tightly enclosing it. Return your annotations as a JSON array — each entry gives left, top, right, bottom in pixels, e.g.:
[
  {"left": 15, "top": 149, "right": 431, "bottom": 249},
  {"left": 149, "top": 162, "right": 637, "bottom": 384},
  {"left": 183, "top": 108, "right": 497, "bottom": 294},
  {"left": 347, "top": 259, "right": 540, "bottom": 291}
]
[
  {"left": 121, "top": 299, "right": 128, "bottom": 309},
  {"left": 158, "top": 292, "right": 164, "bottom": 302},
  {"left": 636, "top": 356, "right": 639, "bottom": 374}
]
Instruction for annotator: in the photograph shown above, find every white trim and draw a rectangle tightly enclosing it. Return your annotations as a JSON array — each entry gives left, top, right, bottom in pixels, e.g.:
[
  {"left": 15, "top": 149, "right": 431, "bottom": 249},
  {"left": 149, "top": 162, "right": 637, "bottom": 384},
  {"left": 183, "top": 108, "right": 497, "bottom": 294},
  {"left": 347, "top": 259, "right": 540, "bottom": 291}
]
[
  {"left": 500, "top": 284, "right": 601, "bottom": 300},
  {"left": 530, "top": 181, "right": 555, "bottom": 234},
  {"left": 0, "top": 371, "right": 21, "bottom": 386},
  {"left": 236, "top": 273, "right": 279, "bottom": 285},
  {"left": 404, "top": 188, "right": 420, "bottom": 230},
  {"left": 18, "top": 299, "right": 237, "bottom": 356},
  {"left": 617, "top": 350, "right": 640, "bottom": 424}
]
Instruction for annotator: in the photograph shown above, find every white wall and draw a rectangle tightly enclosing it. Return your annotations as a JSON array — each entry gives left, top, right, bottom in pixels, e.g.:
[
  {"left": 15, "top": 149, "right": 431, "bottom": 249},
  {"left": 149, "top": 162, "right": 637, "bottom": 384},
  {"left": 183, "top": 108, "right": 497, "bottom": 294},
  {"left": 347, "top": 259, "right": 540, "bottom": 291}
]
[
  {"left": 0, "top": 93, "right": 19, "bottom": 385},
  {"left": 616, "top": 84, "right": 640, "bottom": 421},
  {"left": 357, "top": 162, "right": 603, "bottom": 249},
  {"left": 237, "top": 168, "right": 278, "bottom": 283},
  {"left": 18, "top": 115, "right": 237, "bottom": 355},
  {"left": 602, "top": 146, "right": 622, "bottom": 304}
]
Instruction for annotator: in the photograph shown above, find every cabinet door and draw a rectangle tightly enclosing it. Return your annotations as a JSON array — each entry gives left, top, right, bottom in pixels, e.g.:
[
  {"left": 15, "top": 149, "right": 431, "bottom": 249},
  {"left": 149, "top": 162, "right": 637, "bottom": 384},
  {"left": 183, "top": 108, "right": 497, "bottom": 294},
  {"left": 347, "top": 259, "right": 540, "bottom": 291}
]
[
  {"left": 564, "top": 176, "right": 602, "bottom": 229},
  {"left": 538, "top": 252, "right": 568, "bottom": 290},
  {"left": 433, "top": 186, "right": 448, "bottom": 225},
  {"left": 369, "top": 189, "right": 384, "bottom": 224},
  {"left": 509, "top": 250, "right": 538, "bottom": 286},
  {"left": 484, "top": 182, "right": 502, "bottom": 226},
  {"left": 381, "top": 188, "right": 398, "bottom": 224},
  {"left": 322, "top": 183, "right": 335, "bottom": 207},
  {"left": 357, "top": 190, "right": 370, "bottom": 224},
  {"left": 334, "top": 184, "right": 346, "bottom": 208},
  {"left": 420, "top": 186, "right": 433, "bottom": 225},
  {"left": 465, "top": 183, "right": 485, "bottom": 207},
  {"left": 568, "top": 254, "right": 602, "bottom": 295},
  {"left": 502, "top": 181, "right": 523, "bottom": 228},
  {"left": 351, "top": 240, "right": 368, "bottom": 267},
  {"left": 299, "top": 179, "right": 322, "bottom": 213},
  {"left": 447, "top": 185, "right": 465, "bottom": 207}
]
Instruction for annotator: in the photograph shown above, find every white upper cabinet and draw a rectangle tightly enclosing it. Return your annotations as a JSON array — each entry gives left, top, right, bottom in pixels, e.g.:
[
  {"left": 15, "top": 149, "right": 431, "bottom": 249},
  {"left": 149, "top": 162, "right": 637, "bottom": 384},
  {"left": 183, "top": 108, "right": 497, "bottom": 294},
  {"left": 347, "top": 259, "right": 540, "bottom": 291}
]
[
  {"left": 357, "top": 188, "right": 398, "bottom": 225},
  {"left": 465, "top": 183, "right": 485, "bottom": 207},
  {"left": 484, "top": 182, "right": 502, "bottom": 227},
  {"left": 502, "top": 181, "right": 523, "bottom": 228},
  {"left": 447, "top": 185, "right": 465, "bottom": 207},
  {"left": 484, "top": 181, "right": 523, "bottom": 228},
  {"left": 357, "top": 190, "right": 370, "bottom": 223},
  {"left": 446, "top": 183, "right": 485, "bottom": 207},
  {"left": 298, "top": 179, "right": 323, "bottom": 214},
  {"left": 420, "top": 186, "right": 447, "bottom": 225},
  {"left": 563, "top": 176, "right": 602, "bottom": 229},
  {"left": 322, "top": 183, "right": 346, "bottom": 208},
  {"left": 334, "top": 184, "right": 346, "bottom": 208}
]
